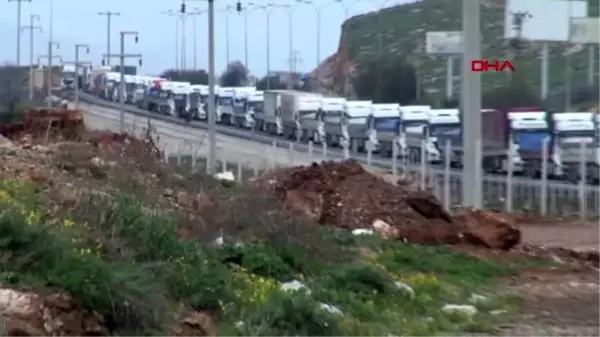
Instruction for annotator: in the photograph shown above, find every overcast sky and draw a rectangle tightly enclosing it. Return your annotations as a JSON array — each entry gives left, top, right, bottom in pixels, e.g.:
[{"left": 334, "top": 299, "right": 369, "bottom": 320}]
[{"left": 0, "top": 0, "right": 415, "bottom": 76}]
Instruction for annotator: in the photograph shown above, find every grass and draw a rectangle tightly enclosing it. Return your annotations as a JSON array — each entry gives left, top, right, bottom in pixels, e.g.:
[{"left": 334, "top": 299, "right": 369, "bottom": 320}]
[
  {"left": 0, "top": 143, "right": 554, "bottom": 335},
  {"left": 344, "top": 0, "right": 599, "bottom": 101}
]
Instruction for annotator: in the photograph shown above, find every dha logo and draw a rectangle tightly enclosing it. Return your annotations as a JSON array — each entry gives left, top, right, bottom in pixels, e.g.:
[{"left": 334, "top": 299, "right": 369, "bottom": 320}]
[{"left": 471, "top": 60, "right": 515, "bottom": 72}]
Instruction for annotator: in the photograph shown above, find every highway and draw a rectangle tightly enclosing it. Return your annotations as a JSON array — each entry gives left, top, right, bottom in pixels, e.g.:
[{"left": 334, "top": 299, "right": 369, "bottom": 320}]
[{"left": 76, "top": 92, "right": 600, "bottom": 218}]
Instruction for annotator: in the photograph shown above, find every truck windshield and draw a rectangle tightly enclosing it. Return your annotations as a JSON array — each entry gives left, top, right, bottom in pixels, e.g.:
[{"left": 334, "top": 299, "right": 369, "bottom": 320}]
[
  {"left": 247, "top": 101, "right": 263, "bottom": 112},
  {"left": 218, "top": 97, "right": 232, "bottom": 106},
  {"left": 429, "top": 124, "right": 461, "bottom": 137},
  {"left": 323, "top": 111, "right": 343, "bottom": 123},
  {"left": 555, "top": 130, "right": 595, "bottom": 147},
  {"left": 373, "top": 117, "right": 399, "bottom": 131},
  {"left": 511, "top": 129, "right": 551, "bottom": 151}
]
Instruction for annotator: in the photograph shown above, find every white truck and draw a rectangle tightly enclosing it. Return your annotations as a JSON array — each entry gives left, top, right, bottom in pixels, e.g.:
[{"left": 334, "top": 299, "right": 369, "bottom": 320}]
[
  {"left": 244, "top": 90, "right": 264, "bottom": 129},
  {"left": 217, "top": 87, "right": 235, "bottom": 124},
  {"left": 507, "top": 111, "right": 549, "bottom": 175},
  {"left": 426, "top": 109, "right": 462, "bottom": 164},
  {"left": 143, "top": 80, "right": 176, "bottom": 115},
  {"left": 369, "top": 103, "right": 400, "bottom": 155},
  {"left": 320, "top": 97, "right": 346, "bottom": 145},
  {"left": 189, "top": 85, "right": 207, "bottom": 120},
  {"left": 552, "top": 112, "right": 600, "bottom": 182},
  {"left": 262, "top": 90, "right": 323, "bottom": 139},
  {"left": 171, "top": 82, "right": 192, "bottom": 118},
  {"left": 232, "top": 86, "right": 257, "bottom": 128},
  {"left": 399, "top": 105, "right": 431, "bottom": 162},
  {"left": 262, "top": 90, "right": 283, "bottom": 135},
  {"left": 325, "top": 100, "right": 372, "bottom": 150}
]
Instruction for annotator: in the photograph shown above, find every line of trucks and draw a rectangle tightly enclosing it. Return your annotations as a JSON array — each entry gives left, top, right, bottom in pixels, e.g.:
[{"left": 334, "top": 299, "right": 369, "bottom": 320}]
[{"left": 78, "top": 67, "right": 600, "bottom": 183}]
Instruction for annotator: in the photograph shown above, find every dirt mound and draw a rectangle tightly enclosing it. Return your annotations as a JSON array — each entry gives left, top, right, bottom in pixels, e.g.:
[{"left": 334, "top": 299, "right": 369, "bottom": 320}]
[
  {"left": 253, "top": 160, "right": 521, "bottom": 249},
  {"left": 0, "top": 107, "right": 85, "bottom": 142}
]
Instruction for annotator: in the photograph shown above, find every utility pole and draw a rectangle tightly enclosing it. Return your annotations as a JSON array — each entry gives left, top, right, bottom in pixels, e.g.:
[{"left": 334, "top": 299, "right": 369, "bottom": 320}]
[
  {"left": 461, "top": 0, "right": 482, "bottom": 208},
  {"left": 208, "top": 0, "right": 216, "bottom": 174},
  {"left": 71, "top": 44, "right": 90, "bottom": 107},
  {"left": 8, "top": 0, "right": 32, "bottom": 66},
  {"left": 98, "top": 11, "right": 121, "bottom": 66},
  {"left": 288, "top": 50, "right": 302, "bottom": 87},
  {"left": 21, "top": 14, "right": 42, "bottom": 100},
  {"left": 102, "top": 31, "right": 142, "bottom": 133},
  {"left": 46, "top": 41, "right": 60, "bottom": 107}
]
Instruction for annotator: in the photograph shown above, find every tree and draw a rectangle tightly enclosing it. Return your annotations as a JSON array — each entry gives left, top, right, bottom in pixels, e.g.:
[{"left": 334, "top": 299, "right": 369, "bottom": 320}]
[
  {"left": 256, "top": 75, "right": 287, "bottom": 90},
  {"left": 482, "top": 74, "right": 541, "bottom": 110},
  {"left": 159, "top": 69, "right": 208, "bottom": 84},
  {"left": 351, "top": 55, "right": 419, "bottom": 104},
  {"left": 219, "top": 61, "right": 248, "bottom": 87}
]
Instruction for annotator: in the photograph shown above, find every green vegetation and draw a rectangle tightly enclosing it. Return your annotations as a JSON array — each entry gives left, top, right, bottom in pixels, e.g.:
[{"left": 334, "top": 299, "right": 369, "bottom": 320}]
[
  {"left": 343, "top": 0, "right": 599, "bottom": 103},
  {"left": 0, "top": 173, "right": 552, "bottom": 336}
]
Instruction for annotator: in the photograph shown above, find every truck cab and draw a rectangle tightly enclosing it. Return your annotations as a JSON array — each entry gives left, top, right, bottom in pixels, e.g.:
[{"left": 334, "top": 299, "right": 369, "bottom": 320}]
[
  {"left": 102, "top": 71, "right": 120, "bottom": 101},
  {"left": 427, "top": 108, "right": 461, "bottom": 164},
  {"left": 244, "top": 90, "right": 264, "bottom": 129},
  {"left": 508, "top": 111, "right": 550, "bottom": 176},
  {"left": 61, "top": 64, "right": 77, "bottom": 89},
  {"left": 320, "top": 97, "right": 347, "bottom": 146},
  {"left": 132, "top": 76, "right": 152, "bottom": 106},
  {"left": 143, "top": 81, "right": 175, "bottom": 115},
  {"left": 171, "top": 82, "right": 192, "bottom": 118},
  {"left": 232, "top": 86, "right": 257, "bottom": 128},
  {"left": 338, "top": 100, "right": 373, "bottom": 151},
  {"left": 189, "top": 85, "right": 205, "bottom": 120},
  {"left": 217, "top": 87, "right": 235, "bottom": 124},
  {"left": 282, "top": 94, "right": 323, "bottom": 141},
  {"left": 367, "top": 103, "right": 400, "bottom": 156},
  {"left": 552, "top": 112, "right": 598, "bottom": 181},
  {"left": 123, "top": 75, "right": 137, "bottom": 104},
  {"left": 399, "top": 105, "right": 431, "bottom": 162}
]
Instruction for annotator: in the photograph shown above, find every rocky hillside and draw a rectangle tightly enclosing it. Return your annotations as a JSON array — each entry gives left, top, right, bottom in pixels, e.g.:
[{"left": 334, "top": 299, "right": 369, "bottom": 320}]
[{"left": 313, "top": 0, "right": 599, "bottom": 99}]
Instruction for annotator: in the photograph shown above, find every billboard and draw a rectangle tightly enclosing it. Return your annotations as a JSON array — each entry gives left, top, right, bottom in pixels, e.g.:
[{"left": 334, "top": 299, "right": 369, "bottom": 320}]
[
  {"left": 504, "top": 0, "right": 588, "bottom": 42},
  {"left": 425, "top": 31, "right": 463, "bottom": 55},
  {"left": 570, "top": 17, "right": 600, "bottom": 44}
]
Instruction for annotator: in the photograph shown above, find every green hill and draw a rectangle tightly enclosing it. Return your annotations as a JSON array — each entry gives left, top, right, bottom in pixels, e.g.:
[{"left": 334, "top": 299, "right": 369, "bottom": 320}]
[{"left": 342, "top": 0, "right": 599, "bottom": 102}]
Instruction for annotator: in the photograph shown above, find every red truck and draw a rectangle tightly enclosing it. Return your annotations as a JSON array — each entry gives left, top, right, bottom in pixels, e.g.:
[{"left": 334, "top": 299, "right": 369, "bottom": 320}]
[{"left": 479, "top": 106, "right": 547, "bottom": 173}]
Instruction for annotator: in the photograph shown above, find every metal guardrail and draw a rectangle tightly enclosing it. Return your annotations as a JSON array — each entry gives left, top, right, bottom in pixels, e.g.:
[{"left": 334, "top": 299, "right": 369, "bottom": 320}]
[{"left": 77, "top": 92, "right": 600, "bottom": 220}]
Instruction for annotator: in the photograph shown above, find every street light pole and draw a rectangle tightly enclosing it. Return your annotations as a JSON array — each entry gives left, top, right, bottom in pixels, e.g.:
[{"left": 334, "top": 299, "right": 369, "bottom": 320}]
[
  {"left": 102, "top": 31, "right": 142, "bottom": 133},
  {"left": 98, "top": 11, "right": 121, "bottom": 66},
  {"left": 8, "top": 0, "right": 32, "bottom": 66},
  {"left": 208, "top": 0, "right": 217, "bottom": 174},
  {"left": 461, "top": 0, "right": 482, "bottom": 208},
  {"left": 21, "top": 14, "right": 42, "bottom": 100},
  {"left": 73, "top": 44, "right": 90, "bottom": 107},
  {"left": 47, "top": 41, "right": 60, "bottom": 106}
]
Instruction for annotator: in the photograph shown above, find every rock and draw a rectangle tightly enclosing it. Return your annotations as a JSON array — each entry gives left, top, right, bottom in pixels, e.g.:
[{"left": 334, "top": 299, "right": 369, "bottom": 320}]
[
  {"left": 352, "top": 228, "right": 374, "bottom": 236},
  {"left": 281, "top": 280, "right": 311, "bottom": 294},
  {"left": 193, "top": 193, "right": 213, "bottom": 212},
  {"left": 394, "top": 281, "right": 415, "bottom": 299},
  {"left": 442, "top": 304, "right": 478, "bottom": 316},
  {"left": 163, "top": 188, "right": 174, "bottom": 197},
  {"left": 372, "top": 219, "right": 399, "bottom": 239},
  {"left": 175, "top": 191, "right": 189, "bottom": 206},
  {"left": 28, "top": 168, "right": 49, "bottom": 184},
  {"left": 0, "top": 135, "right": 17, "bottom": 150},
  {"left": 214, "top": 171, "right": 235, "bottom": 182},
  {"left": 319, "top": 302, "right": 343, "bottom": 315},
  {"left": 55, "top": 187, "right": 77, "bottom": 209},
  {"left": 406, "top": 190, "right": 453, "bottom": 223},
  {"left": 90, "top": 156, "right": 106, "bottom": 168},
  {"left": 457, "top": 210, "right": 521, "bottom": 250},
  {"left": 468, "top": 293, "right": 487, "bottom": 304},
  {"left": 173, "top": 311, "right": 215, "bottom": 336},
  {"left": 284, "top": 190, "right": 323, "bottom": 221}
]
